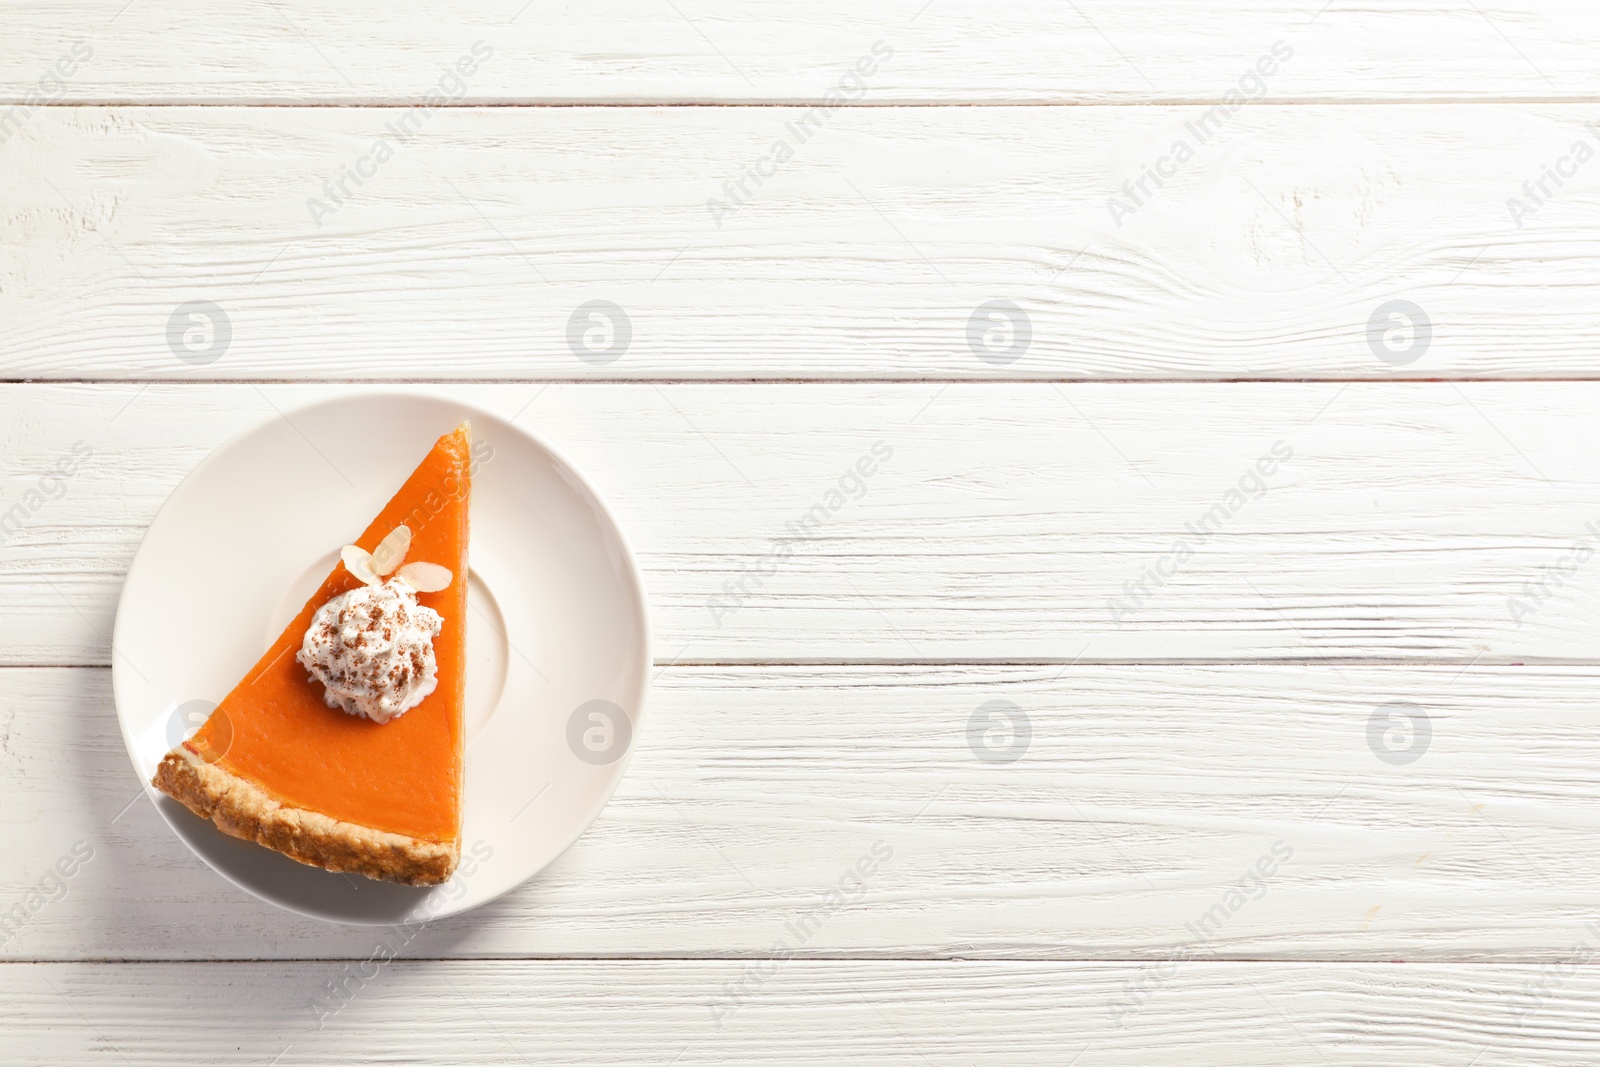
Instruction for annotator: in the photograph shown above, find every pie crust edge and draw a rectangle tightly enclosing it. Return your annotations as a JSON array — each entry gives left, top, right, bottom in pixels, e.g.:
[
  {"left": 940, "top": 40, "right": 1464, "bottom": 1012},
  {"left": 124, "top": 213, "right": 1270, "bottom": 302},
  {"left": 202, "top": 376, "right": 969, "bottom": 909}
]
[{"left": 152, "top": 744, "right": 460, "bottom": 887}]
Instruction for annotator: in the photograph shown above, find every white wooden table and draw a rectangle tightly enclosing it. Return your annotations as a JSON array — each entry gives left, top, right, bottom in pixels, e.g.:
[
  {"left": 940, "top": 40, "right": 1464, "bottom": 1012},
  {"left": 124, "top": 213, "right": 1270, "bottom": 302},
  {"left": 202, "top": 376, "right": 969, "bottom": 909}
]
[{"left": 6, "top": 3, "right": 1600, "bottom": 1062}]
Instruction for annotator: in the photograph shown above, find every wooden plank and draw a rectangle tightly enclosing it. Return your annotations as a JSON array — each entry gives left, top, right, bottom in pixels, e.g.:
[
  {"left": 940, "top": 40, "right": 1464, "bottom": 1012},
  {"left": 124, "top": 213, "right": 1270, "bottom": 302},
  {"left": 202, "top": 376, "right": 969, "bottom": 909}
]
[
  {"left": 2, "top": 2, "right": 1597, "bottom": 104},
  {"left": 4, "top": 382, "right": 1600, "bottom": 666},
  {"left": 7, "top": 663, "right": 1600, "bottom": 961},
  {"left": 7, "top": 959, "right": 1600, "bottom": 1064},
  {"left": 5, "top": 105, "right": 1600, "bottom": 380}
]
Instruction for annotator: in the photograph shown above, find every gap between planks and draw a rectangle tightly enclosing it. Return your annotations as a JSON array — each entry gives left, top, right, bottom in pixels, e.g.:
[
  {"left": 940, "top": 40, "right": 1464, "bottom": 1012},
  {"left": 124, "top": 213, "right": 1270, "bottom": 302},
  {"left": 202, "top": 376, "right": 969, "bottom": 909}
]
[
  {"left": 12, "top": 658, "right": 1600, "bottom": 668},
  {"left": 16, "top": 98, "right": 1600, "bottom": 108},
  {"left": 16, "top": 378, "right": 1600, "bottom": 385},
  {"left": 0, "top": 956, "right": 1566, "bottom": 965}
]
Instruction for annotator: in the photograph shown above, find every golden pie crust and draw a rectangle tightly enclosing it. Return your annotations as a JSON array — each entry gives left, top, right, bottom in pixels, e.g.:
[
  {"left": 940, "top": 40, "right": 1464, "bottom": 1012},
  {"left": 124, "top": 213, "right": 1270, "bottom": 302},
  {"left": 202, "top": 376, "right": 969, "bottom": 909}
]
[{"left": 154, "top": 744, "right": 459, "bottom": 887}]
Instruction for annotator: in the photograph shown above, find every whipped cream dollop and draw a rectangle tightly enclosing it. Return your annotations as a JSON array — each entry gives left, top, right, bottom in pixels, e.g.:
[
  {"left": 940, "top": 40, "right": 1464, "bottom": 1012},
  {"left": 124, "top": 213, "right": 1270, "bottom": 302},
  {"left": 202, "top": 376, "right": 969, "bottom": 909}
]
[{"left": 297, "top": 579, "right": 444, "bottom": 724}]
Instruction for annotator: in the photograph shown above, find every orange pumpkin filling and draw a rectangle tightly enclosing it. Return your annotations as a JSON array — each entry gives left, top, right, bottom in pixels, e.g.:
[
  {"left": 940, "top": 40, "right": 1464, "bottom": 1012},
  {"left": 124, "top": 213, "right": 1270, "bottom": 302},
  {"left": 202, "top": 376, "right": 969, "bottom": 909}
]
[{"left": 185, "top": 424, "right": 470, "bottom": 843}]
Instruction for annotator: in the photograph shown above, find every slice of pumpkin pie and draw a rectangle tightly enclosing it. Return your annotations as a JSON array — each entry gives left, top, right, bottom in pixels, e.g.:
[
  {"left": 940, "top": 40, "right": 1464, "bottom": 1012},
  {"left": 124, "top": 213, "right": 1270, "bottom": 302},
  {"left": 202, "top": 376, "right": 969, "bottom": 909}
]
[{"left": 153, "top": 423, "right": 472, "bottom": 886}]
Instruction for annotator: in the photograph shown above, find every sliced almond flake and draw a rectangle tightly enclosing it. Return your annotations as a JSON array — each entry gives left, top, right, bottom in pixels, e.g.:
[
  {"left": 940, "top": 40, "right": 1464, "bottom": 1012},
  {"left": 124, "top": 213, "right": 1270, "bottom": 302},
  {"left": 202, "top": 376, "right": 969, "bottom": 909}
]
[
  {"left": 371, "top": 524, "right": 412, "bottom": 576},
  {"left": 396, "top": 562, "right": 453, "bottom": 592},
  {"left": 341, "top": 544, "right": 381, "bottom": 587}
]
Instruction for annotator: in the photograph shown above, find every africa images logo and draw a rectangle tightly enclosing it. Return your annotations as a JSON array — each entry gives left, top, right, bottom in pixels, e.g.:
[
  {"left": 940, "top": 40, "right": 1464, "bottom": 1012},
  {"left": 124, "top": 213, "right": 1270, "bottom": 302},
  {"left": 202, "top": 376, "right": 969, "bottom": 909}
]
[
  {"left": 1107, "top": 440, "right": 1293, "bottom": 623},
  {"left": 305, "top": 41, "right": 494, "bottom": 228},
  {"left": 705, "top": 41, "right": 893, "bottom": 227},
  {"left": 567, "top": 700, "right": 633, "bottom": 766},
  {"left": 1105, "top": 41, "right": 1293, "bottom": 228},
  {"left": 0, "top": 440, "right": 94, "bottom": 546}
]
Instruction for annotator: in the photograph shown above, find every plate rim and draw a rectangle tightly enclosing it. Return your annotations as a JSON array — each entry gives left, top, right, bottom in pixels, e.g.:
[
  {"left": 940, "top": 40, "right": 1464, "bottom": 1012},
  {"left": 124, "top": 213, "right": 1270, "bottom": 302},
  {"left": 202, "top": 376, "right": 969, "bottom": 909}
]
[{"left": 110, "top": 389, "right": 652, "bottom": 925}]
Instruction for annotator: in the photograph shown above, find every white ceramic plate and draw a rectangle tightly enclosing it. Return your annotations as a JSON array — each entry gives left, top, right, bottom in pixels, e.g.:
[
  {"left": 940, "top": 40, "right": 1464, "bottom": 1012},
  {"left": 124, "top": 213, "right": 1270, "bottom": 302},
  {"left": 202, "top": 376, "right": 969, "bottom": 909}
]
[{"left": 112, "top": 393, "right": 650, "bottom": 924}]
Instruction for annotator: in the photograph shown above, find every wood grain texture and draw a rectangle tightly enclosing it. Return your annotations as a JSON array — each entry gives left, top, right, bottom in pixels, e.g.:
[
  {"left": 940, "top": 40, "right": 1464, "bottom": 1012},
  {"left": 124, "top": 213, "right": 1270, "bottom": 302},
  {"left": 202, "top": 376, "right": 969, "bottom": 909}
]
[
  {"left": 2, "top": 2, "right": 1599, "bottom": 104},
  {"left": 5, "top": 382, "right": 1600, "bottom": 666},
  {"left": 5, "top": 106, "right": 1600, "bottom": 380},
  {"left": 7, "top": 663, "right": 1600, "bottom": 961},
  {"left": 7, "top": 13, "right": 1600, "bottom": 1059},
  {"left": 10, "top": 959, "right": 1600, "bottom": 1065}
]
